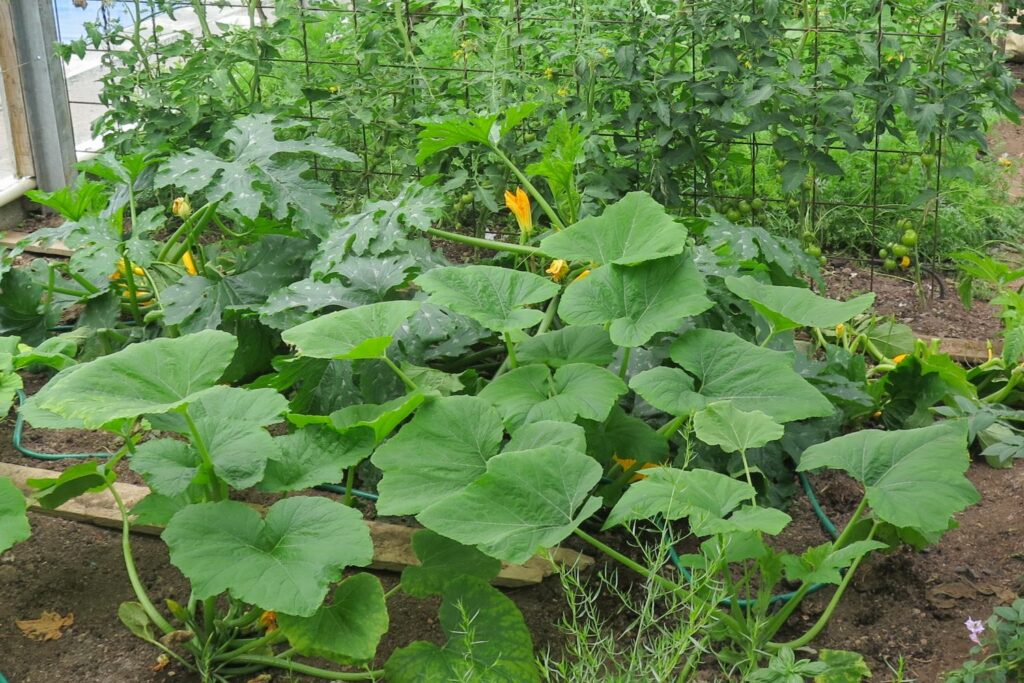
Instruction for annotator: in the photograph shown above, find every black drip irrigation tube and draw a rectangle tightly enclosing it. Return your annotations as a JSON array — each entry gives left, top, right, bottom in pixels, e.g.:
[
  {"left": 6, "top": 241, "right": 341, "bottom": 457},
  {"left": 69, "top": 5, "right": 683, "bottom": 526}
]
[{"left": 11, "top": 392, "right": 841, "bottom": 608}]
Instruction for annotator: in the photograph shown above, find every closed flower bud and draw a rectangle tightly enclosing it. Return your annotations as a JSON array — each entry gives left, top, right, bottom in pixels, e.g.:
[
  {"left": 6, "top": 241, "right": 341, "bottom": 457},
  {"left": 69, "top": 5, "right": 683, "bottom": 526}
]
[{"left": 172, "top": 197, "right": 192, "bottom": 219}]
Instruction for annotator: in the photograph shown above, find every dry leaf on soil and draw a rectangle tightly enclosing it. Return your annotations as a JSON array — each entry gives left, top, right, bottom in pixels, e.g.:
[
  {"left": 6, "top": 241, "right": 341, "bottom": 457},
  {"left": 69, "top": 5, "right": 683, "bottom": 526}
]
[{"left": 16, "top": 610, "right": 74, "bottom": 641}]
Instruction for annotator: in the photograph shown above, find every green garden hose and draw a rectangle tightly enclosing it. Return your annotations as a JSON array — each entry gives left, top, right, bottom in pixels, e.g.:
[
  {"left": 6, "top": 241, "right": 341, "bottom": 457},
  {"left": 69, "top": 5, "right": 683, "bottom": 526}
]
[{"left": 12, "top": 390, "right": 108, "bottom": 460}]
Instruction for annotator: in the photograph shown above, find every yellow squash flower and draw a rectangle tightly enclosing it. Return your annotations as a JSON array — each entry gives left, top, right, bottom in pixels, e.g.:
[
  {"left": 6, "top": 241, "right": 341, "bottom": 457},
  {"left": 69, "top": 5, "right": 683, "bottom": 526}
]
[
  {"left": 835, "top": 323, "right": 845, "bottom": 336},
  {"left": 504, "top": 188, "right": 533, "bottom": 236},
  {"left": 258, "top": 611, "right": 277, "bottom": 632},
  {"left": 892, "top": 354, "right": 908, "bottom": 364},
  {"left": 181, "top": 250, "right": 198, "bottom": 276},
  {"left": 572, "top": 269, "right": 590, "bottom": 283},
  {"left": 612, "top": 455, "right": 660, "bottom": 482},
  {"left": 171, "top": 196, "right": 191, "bottom": 220},
  {"left": 899, "top": 255, "right": 911, "bottom": 268},
  {"left": 546, "top": 259, "right": 569, "bottom": 282}
]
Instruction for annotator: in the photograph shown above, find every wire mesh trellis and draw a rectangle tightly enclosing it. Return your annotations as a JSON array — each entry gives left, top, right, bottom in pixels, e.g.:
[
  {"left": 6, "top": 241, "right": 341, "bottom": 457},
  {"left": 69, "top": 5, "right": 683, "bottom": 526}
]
[{"left": 51, "top": 0, "right": 1018, "bottom": 291}]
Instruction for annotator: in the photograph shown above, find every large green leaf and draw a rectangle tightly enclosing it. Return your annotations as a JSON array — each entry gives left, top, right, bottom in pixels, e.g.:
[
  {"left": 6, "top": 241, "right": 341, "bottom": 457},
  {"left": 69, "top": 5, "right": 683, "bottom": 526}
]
[
  {"left": 667, "top": 329, "right": 834, "bottom": 423},
  {"left": 478, "top": 363, "right": 626, "bottom": 432},
  {"left": 385, "top": 577, "right": 539, "bottom": 682},
  {"left": 328, "top": 392, "right": 425, "bottom": 444},
  {"left": 156, "top": 114, "right": 358, "bottom": 235},
  {"left": 373, "top": 396, "right": 504, "bottom": 516},
  {"left": 605, "top": 467, "right": 761, "bottom": 530},
  {"left": 416, "top": 447, "right": 602, "bottom": 564},
  {"left": 415, "top": 265, "right": 559, "bottom": 333},
  {"left": 559, "top": 254, "right": 713, "bottom": 347},
  {"left": 693, "top": 401, "right": 784, "bottom": 453},
  {"left": 629, "top": 366, "right": 706, "bottom": 416},
  {"left": 798, "top": 422, "right": 977, "bottom": 534},
  {"left": 192, "top": 413, "right": 280, "bottom": 490},
  {"left": 415, "top": 103, "right": 539, "bottom": 164},
  {"left": 725, "top": 276, "right": 874, "bottom": 333},
  {"left": 277, "top": 573, "right": 388, "bottom": 664},
  {"left": 28, "top": 462, "right": 115, "bottom": 510},
  {"left": 37, "top": 330, "right": 237, "bottom": 428},
  {"left": 131, "top": 439, "right": 199, "bottom": 497},
  {"left": 163, "top": 497, "right": 372, "bottom": 616},
  {"left": 282, "top": 301, "right": 422, "bottom": 360},
  {"left": 515, "top": 325, "right": 617, "bottom": 368},
  {"left": 0, "top": 477, "right": 31, "bottom": 553},
  {"left": 505, "top": 421, "right": 588, "bottom": 453},
  {"left": 259, "top": 427, "right": 375, "bottom": 493},
  {"left": 401, "top": 530, "right": 502, "bottom": 598},
  {"left": 539, "top": 192, "right": 690, "bottom": 266},
  {"left": 580, "top": 406, "right": 669, "bottom": 464}
]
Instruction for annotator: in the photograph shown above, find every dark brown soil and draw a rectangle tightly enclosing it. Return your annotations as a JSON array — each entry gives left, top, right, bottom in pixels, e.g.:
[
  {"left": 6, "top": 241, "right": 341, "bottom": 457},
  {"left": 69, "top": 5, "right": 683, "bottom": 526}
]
[
  {"left": 823, "top": 259, "right": 1005, "bottom": 341},
  {"left": 8, "top": 211, "right": 65, "bottom": 236}
]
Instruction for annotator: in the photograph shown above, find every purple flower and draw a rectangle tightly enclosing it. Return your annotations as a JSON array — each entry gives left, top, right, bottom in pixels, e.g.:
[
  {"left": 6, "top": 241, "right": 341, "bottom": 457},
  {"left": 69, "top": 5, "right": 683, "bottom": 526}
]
[{"left": 965, "top": 617, "right": 985, "bottom": 645}]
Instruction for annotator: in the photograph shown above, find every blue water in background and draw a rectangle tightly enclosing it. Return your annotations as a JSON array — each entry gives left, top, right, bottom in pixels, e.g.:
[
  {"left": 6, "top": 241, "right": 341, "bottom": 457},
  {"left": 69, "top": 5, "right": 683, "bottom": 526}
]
[{"left": 53, "top": 1, "right": 135, "bottom": 42}]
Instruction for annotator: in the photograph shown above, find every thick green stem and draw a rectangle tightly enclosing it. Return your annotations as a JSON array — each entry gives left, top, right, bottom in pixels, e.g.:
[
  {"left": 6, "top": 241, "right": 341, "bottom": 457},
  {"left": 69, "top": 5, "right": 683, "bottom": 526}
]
[
  {"left": 424, "top": 226, "right": 544, "bottom": 257},
  {"left": 982, "top": 367, "right": 1023, "bottom": 404},
  {"left": 770, "top": 521, "right": 881, "bottom": 650},
  {"left": 489, "top": 146, "right": 566, "bottom": 231},
  {"left": 763, "top": 495, "right": 870, "bottom": 637},
  {"left": 343, "top": 465, "right": 356, "bottom": 508},
  {"left": 109, "top": 486, "right": 176, "bottom": 635},
  {"left": 57, "top": 264, "right": 100, "bottom": 294},
  {"left": 503, "top": 332, "right": 519, "bottom": 368},
  {"left": 381, "top": 356, "right": 418, "bottom": 392},
  {"left": 618, "top": 347, "right": 631, "bottom": 381},
  {"left": 214, "top": 629, "right": 285, "bottom": 662},
  {"left": 658, "top": 414, "right": 688, "bottom": 437},
  {"left": 574, "top": 529, "right": 685, "bottom": 596},
  {"left": 34, "top": 281, "right": 92, "bottom": 298},
  {"left": 183, "top": 411, "right": 226, "bottom": 501},
  {"left": 157, "top": 203, "right": 216, "bottom": 262},
  {"left": 226, "top": 655, "right": 383, "bottom": 681}
]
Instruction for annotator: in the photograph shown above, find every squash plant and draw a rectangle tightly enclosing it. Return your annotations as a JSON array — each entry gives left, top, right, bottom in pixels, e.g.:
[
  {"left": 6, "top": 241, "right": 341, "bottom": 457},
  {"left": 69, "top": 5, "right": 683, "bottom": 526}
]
[{"left": 0, "top": 189, "right": 981, "bottom": 681}]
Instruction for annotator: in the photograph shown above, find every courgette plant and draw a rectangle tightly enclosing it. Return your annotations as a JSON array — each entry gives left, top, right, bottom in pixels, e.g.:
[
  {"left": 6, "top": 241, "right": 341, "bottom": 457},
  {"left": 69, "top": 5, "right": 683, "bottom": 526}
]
[{"left": 1, "top": 189, "right": 982, "bottom": 681}]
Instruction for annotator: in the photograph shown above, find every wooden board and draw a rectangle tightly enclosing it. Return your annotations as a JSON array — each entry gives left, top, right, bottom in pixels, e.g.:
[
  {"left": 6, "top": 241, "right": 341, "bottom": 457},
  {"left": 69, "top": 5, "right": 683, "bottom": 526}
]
[
  {"left": 0, "top": 230, "right": 72, "bottom": 257},
  {"left": 0, "top": 462, "right": 592, "bottom": 587},
  {"left": 918, "top": 334, "right": 999, "bottom": 365}
]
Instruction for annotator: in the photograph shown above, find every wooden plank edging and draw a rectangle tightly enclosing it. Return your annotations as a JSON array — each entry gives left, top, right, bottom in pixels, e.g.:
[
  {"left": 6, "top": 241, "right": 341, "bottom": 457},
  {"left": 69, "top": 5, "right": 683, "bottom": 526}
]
[{"left": 0, "top": 462, "right": 592, "bottom": 587}]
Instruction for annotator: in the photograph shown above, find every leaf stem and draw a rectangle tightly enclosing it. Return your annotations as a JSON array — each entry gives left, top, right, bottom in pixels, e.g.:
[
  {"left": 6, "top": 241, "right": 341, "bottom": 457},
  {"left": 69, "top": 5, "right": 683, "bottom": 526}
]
[
  {"left": 108, "top": 485, "right": 176, "bottom": 635},
  {"left": 489, "top": 145, "right": 566, "bottom": 231},
  {"left": 381, "top": 356, "right": 418, "bottom": 391},
  {"left": 769, "top": 520, "right": 881, "bottom": 650},
  {"left": 574, "top": 528, "right": 684, "bottom": 596},
  {"left": 182, "top": 410, "right": 226, "bottom": 502},
  {"left": 424, "top": 226, "right": 544, "bottom": 257},
  {"left": 503, "top": 332, "right": 519, "bottom": 369},
  {"left": 225, "top": 655, "right": 383, "bottom": 681},
  {"left": 618, "top": 347, "right": 631, "bottom": 381},
  {"left": 657, "top": 414, "right": 688, "bottom": 437}
]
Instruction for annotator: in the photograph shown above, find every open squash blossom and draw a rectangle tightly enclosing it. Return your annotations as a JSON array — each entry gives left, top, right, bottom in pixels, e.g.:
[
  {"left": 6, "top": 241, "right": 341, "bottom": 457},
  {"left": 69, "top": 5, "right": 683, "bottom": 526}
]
[
  {"left": 109, "top": 258, "right": 145, "bottom": 280},
  {"left": 892, "top": 354, "right": 908, "bottom": 364},
  {"left": 504, "top": 188, "right": 533, "bottom": 236},
  {"left": 171, "top": 196, "right": 191, "bottom": 220},
  {"left": 181, "top": 250, "right": 198, "bottom": 276},
  {"left": 572, "top": 269, "right": 591, "bottom": 284},
  {"left": 899, "top": 255, "right": 911, "bottom": 268},
  {"left": 257, "top": 611, "right": 277, "bottom": 632},
  {"left": 546, "top": 259, "right": 569, "bottom": 282},
  {"left": 612, "top": 455, "right": 660, "bottom": 482}
]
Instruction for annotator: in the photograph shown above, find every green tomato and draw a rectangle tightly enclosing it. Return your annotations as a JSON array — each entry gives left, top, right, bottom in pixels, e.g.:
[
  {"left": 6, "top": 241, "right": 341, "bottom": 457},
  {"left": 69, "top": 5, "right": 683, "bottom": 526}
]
[
  {"left": 901, "top": 230, "right": 918, "bottom": 247},
  {"left": 738, "top": 200, "right": 752, "bottom": 215},
  {"left": 461, "top": 192, "right": 474, "bottom": 204},
  {"left": 819, "top": 255, "right": 827, "bottom": 265},
  {"left": 892, "top": 244, "right": 909, "bottom": 258},
  {"left": 899, "top": 218, "right": 913, "bottom": 232},
  {"left": 896, "top": 162, "right": 911, "bottom": 174},
  {"left": 805, "top": 244, "right": 822, "bottom": 258},
  {"left": 802, "top": 230, "right": 816, "bottom": 243},
  {"left": 802, "top": 177, "right": 814, "bottom": 191},
  {"left": 921, "top": 153, "right": 936, "bottom": 167},
  {"left": 884, "top": 258, "right": 897, "bottom": 271},
  {"left": 878, "top": 248, "right": 888, "bottom": 259},
  {"left": 788, "top": 198, "right": 800, "bottom": 209},
  {"left": 726, "top": 209, "right": 742, "bottom": 222},
  {"left": 751, "top": 197, "right": 765, "bottom": 211},
  {"left": 524, "top": 132, "right": 537, "bottom": 142}
]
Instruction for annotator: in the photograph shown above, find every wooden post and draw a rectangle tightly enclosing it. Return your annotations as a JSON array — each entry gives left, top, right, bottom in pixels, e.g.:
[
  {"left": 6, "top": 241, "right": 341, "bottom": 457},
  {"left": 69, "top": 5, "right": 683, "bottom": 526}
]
[
  {"left": 7, "top": 0, "right": 77, "bottom": 191},
  {"left": 0, "top": 2, "right": 34, "bottom": 179}
]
